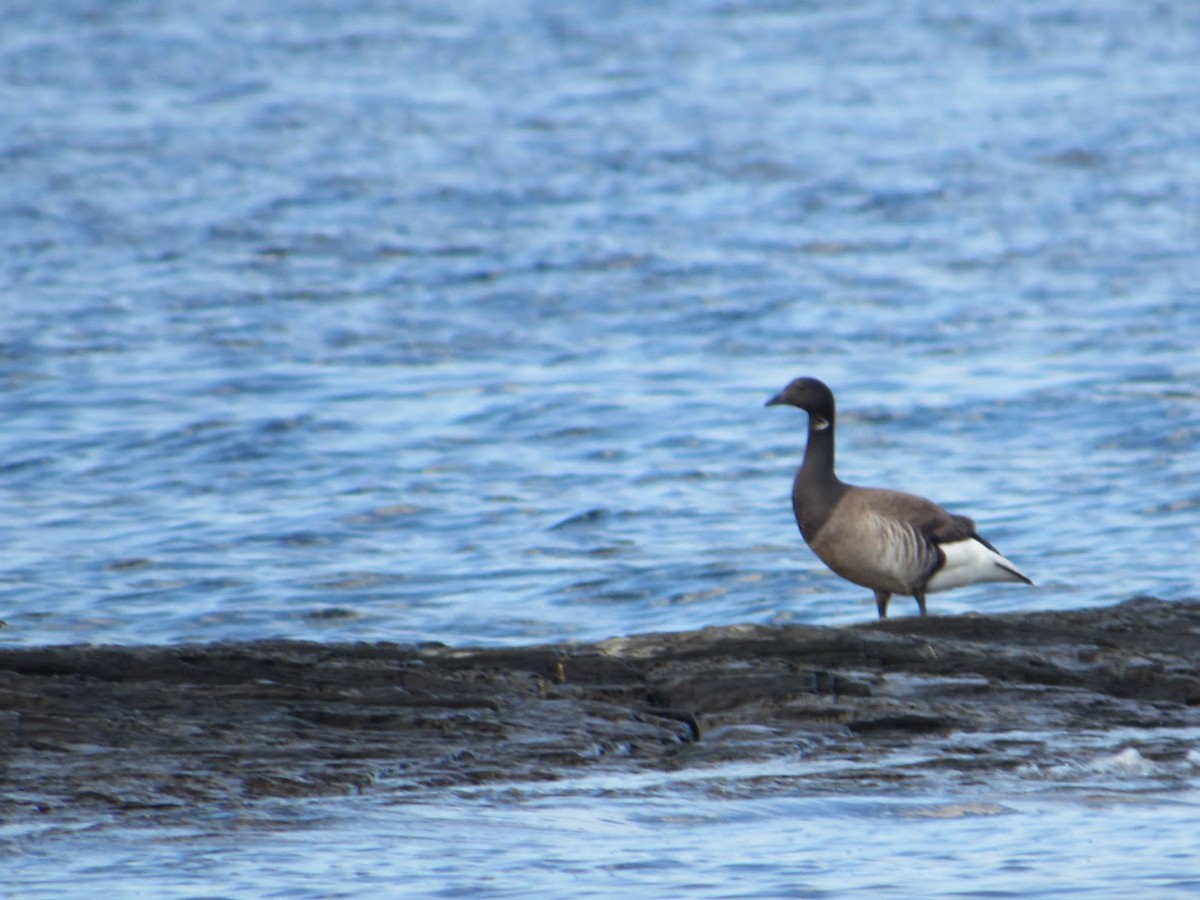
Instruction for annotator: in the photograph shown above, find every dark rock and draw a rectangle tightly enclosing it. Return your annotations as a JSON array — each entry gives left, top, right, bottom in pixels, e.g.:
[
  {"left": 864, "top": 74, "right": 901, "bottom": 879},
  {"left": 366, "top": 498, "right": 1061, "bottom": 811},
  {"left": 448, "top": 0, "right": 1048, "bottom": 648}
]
[{"left": 1, "top": 596, "right": 1198, "bottom": 821}]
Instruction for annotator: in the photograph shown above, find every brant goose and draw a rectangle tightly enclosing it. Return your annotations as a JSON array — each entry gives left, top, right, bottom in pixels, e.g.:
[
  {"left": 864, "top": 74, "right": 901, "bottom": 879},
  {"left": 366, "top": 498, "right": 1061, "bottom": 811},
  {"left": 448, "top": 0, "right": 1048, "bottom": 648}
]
[{"left": 766, "top": 377, "right": 1032, "bottom": 618}]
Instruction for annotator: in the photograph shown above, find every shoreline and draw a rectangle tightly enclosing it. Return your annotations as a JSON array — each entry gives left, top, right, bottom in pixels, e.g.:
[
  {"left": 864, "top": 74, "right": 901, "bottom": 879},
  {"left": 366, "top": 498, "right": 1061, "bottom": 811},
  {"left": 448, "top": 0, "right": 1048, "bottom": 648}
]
[{"left": 2, "top": 596, "right": 1198, "bottom": 821}]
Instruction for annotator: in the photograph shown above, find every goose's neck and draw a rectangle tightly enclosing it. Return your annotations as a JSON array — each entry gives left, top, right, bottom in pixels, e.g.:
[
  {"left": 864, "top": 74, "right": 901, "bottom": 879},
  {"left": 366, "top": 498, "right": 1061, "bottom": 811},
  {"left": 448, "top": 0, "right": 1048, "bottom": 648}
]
[
  {"left": 792, "top": 414, "right": 846, "bottom": 542},
  {"left": 799, "top": 414, "right": 838, "bottom": 487}
]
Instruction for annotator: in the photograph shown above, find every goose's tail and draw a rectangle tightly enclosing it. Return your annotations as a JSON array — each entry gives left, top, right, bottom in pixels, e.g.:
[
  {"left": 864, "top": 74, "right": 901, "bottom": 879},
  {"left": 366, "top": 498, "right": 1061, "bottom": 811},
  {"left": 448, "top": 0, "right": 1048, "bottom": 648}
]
[{"left": 926, "top": 537, "right": 1033, "bottom": 594}]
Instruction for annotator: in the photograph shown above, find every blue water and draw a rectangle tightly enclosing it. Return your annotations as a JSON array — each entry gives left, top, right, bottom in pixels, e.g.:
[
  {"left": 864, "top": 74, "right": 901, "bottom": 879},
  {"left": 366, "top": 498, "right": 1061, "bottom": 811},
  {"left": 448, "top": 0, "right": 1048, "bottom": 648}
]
[
  {"left": 7, "top": 751, "right": 1200, "bottom": 898},
  {"left": 2, "top": 0, "right": 1199, "bottom": 894}
]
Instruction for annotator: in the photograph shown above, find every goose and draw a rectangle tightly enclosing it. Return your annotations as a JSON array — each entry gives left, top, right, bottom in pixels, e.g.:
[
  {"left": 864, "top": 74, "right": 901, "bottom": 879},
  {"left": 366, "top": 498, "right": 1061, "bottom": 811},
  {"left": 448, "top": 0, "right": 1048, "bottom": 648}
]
[{"left": 766, "top": 376, "right": 1032, "bottom": 618}]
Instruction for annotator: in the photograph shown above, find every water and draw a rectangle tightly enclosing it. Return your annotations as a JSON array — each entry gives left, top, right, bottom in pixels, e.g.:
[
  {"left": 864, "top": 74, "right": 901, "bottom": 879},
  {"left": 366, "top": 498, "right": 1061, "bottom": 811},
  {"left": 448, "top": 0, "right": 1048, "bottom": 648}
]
[
  {"left": 7, "top": 754, "right": 1200, "bottom": 898},
  {"left": 2, "top": 0, "right": 1199, "bottom": 894}
]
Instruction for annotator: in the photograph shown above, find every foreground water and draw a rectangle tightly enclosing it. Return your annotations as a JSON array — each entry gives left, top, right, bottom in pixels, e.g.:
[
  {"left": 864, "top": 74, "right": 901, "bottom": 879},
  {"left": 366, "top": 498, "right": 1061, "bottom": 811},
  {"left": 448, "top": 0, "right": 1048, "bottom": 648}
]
[
  {"left": 8, "top": 783, "right": 1200, "bottom": 899},
  {"left": 2, "top": 0, "right": 1199, "bottom": 895}
]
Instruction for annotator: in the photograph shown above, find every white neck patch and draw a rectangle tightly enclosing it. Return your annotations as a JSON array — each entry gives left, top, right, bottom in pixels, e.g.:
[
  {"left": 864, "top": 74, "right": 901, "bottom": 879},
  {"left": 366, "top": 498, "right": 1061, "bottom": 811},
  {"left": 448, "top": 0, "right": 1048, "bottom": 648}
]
[{"left": 812, "top": 416, "right": 831, "bottom": 431}]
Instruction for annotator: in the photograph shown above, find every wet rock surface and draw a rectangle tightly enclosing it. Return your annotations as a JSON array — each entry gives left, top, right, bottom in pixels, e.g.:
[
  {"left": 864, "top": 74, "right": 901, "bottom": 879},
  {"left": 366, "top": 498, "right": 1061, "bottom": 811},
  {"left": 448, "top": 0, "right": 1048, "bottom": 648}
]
[{"left": 2, "top": 597, "right": 1199, "bottom": 820}]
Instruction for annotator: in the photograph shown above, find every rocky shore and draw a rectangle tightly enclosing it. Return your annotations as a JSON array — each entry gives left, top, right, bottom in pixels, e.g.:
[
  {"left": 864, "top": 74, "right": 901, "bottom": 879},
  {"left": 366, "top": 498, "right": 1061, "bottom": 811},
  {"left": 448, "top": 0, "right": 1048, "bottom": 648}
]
[{"left": 2, "top": 597, "right": 1198, "bottom": 821}]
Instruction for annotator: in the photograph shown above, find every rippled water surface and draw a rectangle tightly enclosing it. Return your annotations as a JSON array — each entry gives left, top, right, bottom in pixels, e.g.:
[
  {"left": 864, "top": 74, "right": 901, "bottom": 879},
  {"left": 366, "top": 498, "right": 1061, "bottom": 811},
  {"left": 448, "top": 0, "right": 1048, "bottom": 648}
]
[
  {"left": 8, "top": 758, "right": 1200, "bottom": 898},
  {"left": 3, "top": 0, "right": 1199, "bottom": 894}
]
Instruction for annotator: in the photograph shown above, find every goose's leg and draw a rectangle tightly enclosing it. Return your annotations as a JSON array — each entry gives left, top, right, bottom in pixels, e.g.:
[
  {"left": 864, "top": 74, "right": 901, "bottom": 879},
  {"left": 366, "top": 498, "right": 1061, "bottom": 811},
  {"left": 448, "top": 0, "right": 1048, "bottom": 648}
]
[
  {"left": 874, "top": 590, "right": 891, "bottom": 619},
  {"left": 915, "top": 591, "right": 927, "bottom": 616}
]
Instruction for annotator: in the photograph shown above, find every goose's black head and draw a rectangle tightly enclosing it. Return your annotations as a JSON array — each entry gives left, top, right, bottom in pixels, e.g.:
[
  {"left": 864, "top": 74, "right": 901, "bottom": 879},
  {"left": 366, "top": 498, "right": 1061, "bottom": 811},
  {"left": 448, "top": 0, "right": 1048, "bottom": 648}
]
[{"left": 765, "top": 377, "right": 836, "bottom": 427}]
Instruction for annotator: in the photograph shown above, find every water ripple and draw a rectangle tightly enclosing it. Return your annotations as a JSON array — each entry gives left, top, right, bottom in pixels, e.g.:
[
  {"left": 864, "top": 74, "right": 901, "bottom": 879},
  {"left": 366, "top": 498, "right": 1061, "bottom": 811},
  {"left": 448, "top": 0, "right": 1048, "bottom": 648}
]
[{"left": 2, "top": 0, "right": 1200, "bottom": 889}]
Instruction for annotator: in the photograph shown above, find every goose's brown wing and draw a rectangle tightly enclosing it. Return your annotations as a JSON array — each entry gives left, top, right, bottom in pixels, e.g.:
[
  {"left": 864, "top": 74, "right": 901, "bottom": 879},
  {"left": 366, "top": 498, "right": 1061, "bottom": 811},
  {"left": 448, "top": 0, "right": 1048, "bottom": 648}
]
[{"left": 856, "top": 487, "right": 979, "bottom": 546}]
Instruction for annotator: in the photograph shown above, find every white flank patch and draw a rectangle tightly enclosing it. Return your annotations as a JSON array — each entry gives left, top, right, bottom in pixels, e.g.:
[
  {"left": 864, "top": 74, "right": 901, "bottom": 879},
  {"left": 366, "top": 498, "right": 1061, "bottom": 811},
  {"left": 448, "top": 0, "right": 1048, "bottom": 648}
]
[{"left": 926, "top": 538, "right": 1029, "bottom": 593}]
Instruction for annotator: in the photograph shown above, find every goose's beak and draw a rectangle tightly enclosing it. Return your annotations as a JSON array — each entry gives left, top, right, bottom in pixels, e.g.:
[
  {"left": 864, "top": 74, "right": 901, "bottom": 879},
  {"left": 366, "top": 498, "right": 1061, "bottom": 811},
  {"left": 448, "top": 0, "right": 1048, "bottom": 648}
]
[{"left": 765, "top": 392, "right": 784, "bottom": 407}]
